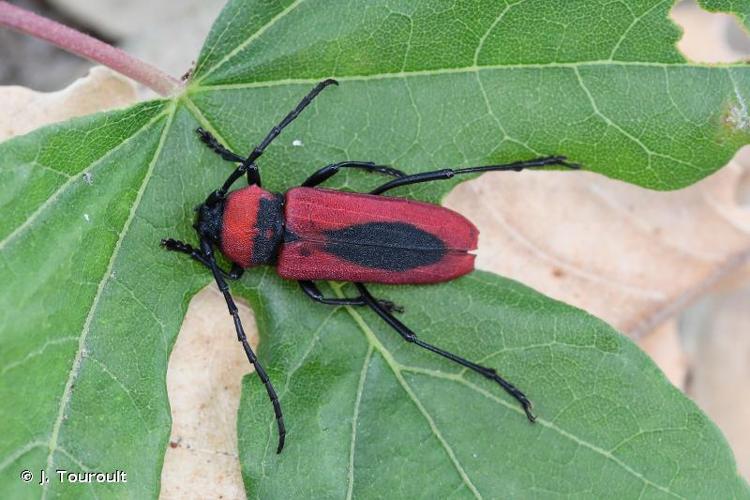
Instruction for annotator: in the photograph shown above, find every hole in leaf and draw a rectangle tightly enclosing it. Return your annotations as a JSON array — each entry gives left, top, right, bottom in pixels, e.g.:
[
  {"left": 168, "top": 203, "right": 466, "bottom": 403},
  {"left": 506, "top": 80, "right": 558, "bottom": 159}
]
[{"left": 671, "top": 0, "right": 750, "bottom": 63}]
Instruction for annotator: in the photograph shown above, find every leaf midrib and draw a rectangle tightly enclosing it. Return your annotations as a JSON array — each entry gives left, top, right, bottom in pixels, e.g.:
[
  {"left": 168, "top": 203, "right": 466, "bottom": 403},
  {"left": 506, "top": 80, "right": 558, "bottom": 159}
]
[
  {"left": 192, "top": 0, "right": 704, "bottom": 89},
  {"left": 0, "top": 107, "right": 170, "bottom": 250},
  {"left": 40, "top": 103, "right": 177, "bottom": 499},
  {"left": 185, "top": 61, "right": 744, "bottom": 192},
  {"left": 188, "top": 60, "right": 736, "bottom": 94},
  {"left": 332, "top": 283, "right": 482, "bottom": 499},
  {"left": 347, "top": 345, "right": 372, "bottom": 500}
]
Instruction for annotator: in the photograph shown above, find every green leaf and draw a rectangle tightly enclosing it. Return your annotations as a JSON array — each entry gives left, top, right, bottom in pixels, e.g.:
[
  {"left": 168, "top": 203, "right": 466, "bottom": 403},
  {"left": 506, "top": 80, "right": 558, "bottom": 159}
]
[
  {"left": 1, "top": 0, "right": 750, "bottom": 498},
  {"left": 188, "top": 0, "right": 750, "bottom": 192},
  {"left": 237, "top": 273, "right": 748, "bottom": 498}
]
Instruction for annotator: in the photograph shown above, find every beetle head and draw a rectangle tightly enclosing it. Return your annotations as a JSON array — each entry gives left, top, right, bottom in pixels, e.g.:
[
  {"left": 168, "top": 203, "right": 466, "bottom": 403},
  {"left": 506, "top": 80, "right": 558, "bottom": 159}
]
[{"left": 194, "top": 198, "right": 225, "bottom": 246}]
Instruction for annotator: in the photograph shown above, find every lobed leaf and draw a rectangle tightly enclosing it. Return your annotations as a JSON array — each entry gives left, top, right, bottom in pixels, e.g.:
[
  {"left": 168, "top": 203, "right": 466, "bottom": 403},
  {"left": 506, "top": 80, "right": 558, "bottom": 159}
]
[{"left": 2, "top": 0, "right": 750, "bottom": 498}]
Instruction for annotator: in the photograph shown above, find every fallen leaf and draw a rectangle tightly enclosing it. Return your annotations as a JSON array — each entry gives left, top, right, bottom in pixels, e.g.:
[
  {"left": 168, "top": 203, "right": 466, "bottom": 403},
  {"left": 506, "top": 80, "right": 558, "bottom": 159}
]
[
  {"left": 444, "top": 163, "right": 750, "bottom": 338},
  {"left": 682, "top": 285, "right": 750, "bottom": 480},
  {"left": 0, "top": 66, "right": 136, "bottom": 141},
  {"left": 160, "top": 286, "right": 250, "bottom": 500}
]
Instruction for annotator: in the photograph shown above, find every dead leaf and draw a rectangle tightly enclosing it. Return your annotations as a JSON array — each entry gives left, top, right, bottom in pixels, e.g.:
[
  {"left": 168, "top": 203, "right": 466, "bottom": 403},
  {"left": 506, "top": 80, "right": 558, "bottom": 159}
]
[
  {"left": 160, "top": 287, "right": 251, "bottom": 500},
  {"left": 681, "top": 285, "right": 750, "bottom": 479},
  {"left": 6, "top": 3, "right": 746, "bottom": 497},
  {"left": 444, "top": 163, "right": 750, "bottom": 338},
  {"left": 0, "top": 66, "right": 136, "bottom": 140}
]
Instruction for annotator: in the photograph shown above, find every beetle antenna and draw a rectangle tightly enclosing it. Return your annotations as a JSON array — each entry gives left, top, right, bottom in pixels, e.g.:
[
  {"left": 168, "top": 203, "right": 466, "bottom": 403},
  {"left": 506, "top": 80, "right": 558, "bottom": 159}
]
[
  {"left": 370, "top": 155, "right": 581, "bottom": 195},
  {"left": 199, "top": 238, "right": 286, "bottom": 453},
  {"left": 195, "top": 79, "right": 338, "bottom": 195},
  {"left": 243, "top": 79, "right": 338, "bottom": 167}
]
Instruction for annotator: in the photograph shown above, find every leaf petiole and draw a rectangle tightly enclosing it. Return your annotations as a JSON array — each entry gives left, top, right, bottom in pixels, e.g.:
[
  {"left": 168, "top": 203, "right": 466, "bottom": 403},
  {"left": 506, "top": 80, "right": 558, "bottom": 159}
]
[{"left": 0, "top": 1, "right": 182, "bottom": 96}]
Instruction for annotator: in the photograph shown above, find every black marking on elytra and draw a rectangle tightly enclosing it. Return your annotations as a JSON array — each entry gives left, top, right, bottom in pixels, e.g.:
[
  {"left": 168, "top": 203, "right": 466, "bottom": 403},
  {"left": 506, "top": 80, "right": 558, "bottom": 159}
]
[
  {"left": 323, "top": 222, "right": 446, "bottom": 271},
  {"left": 251, "top": 193, "right": 285, "bottom": 265}
]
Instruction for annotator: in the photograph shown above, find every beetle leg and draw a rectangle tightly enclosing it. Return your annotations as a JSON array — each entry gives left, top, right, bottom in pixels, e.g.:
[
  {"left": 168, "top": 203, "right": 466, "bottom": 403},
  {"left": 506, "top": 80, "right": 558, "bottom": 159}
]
[
  {"left": 196, "top": 128, "right": 245, "bottom": 163},
  {"left": 370, "top": 156, "right": 581, "bottom": 195},
  {"left": 161, "top": 238, "right": 244, "bottom": 280},
  {"left": 354, "top": 283, "right": 535, "bottom": 422},
  {"left": 301, "top": 161, "right": 405, "bottom": 188},
  {"left": 225, "top": 264, "right": 245, "bottom": 280},
  {"left": 299, "top": 281, "right": 404, "bottom": 313},
  {"left": 373, "top": 299, "right": 404, "bottom": 314},
  {"left": 201, "top": 238, "right": 286, "bottom": 453},
  {"left": 299, "top": 280, "right": 364, "bottom": 306}
]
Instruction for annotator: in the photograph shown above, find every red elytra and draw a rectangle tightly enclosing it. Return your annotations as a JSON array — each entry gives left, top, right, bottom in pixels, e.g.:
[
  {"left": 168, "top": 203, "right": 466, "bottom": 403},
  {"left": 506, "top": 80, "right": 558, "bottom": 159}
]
[{"left": 220, "top": 185, "right": 478, "bottom": 284}]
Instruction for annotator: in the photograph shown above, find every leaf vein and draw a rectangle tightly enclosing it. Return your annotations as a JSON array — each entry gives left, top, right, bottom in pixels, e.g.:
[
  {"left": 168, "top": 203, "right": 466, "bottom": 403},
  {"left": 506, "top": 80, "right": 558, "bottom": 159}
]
[
  {"left": 346, "top": 346, "right": 372, "bottom": 500},
  {"left": 196, "top": 0, "right": 307, "bottom": 83},
  {"left": 88, "top": 355, "right": 151, "bottom": 431},
  {"left": 190, "top": 60, "right": 730, "bottom": 93},
  {"left": 473, "top": 0, "right": 521, "bottom": 66},
  {"left": 0, "top": 441, "right": 47, "bottom": 472},
  {"left": 334, "top": 287, "right": 483, "bottom": 499},
  {"left": 40, "top": 103, "right": 176, "bottom": 499},
  {"left": 607, "top": 0, "right": 669, "bottom": 61},
  {"left": 404, "top": 365, "right": 686, "bottom": 499},
  {"left": 0, "top": 108, "right": 170, "bottom": 251},
  {"left": 1, "top": 336, "right": 78, "bottom": 375}
]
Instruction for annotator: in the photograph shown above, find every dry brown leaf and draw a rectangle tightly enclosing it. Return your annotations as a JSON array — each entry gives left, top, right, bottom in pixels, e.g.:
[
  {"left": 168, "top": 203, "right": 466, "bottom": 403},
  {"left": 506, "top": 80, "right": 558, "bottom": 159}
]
[
  {"left": 5, "top": 3, "right": 746, "bottom": 497},
  {"left": 630, "top": 320, "right": 687, "bottom": 387},
  {"left": 444, "top": 164, "right": 750, "bottom": 339},
  {"left": 0, "top": 65, "right": 136, "bottom": 140},
  {"left": 160, "top": 287, "right": 252, "bottom": 500},
  {"left": 682, "top": 286, "right": 750, "bottom": 479}
]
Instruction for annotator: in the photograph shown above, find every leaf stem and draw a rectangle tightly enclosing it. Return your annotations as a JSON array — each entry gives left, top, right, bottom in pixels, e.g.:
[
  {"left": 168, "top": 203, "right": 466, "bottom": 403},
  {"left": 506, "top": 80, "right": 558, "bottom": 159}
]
[{"left": 0, "top": 1, "right": 182, "bottom": 96}]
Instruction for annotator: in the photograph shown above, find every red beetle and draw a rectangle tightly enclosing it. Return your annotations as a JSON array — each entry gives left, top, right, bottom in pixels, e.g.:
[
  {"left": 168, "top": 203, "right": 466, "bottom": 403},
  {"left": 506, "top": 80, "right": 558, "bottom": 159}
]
[{"left": 162, "top": 79, "right": 579, "bottom": 453}]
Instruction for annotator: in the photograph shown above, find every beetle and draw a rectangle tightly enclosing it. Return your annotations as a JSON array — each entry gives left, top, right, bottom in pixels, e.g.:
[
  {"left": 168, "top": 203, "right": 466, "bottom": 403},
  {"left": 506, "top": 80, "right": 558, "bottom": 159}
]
[{"left": 161, "top": 79, "right": 579, "bottom": 453}]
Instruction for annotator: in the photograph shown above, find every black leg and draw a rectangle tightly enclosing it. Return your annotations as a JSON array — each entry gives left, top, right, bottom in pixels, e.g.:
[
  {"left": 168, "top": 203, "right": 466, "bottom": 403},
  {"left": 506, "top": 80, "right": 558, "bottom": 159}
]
[
  {"left": 370, "top": 156, "right": 580, "bottom": 195},
  {"left": 200, "top": 239, "right": 286, "bottom": 453},
  {"left": 196, "top": 127, "right": 244, "bottom": 163},
  {"left": 354, "top": 283, "right": 535, "bottom": 422},
  {"left": 161, "top": 238, "right": 244, "bottom": 280},
  {"left": 301, "top": 161, "right": 405, "bottom": 188},
  {"left": 300, "top": 281, "right": 404, "bottom": 313}
]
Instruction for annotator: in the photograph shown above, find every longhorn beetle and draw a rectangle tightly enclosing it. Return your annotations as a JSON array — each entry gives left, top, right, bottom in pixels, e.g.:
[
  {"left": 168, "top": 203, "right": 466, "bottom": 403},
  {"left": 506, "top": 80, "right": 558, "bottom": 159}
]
[{"left": 161, "top": 79, "right": 580, "bottom": 453}]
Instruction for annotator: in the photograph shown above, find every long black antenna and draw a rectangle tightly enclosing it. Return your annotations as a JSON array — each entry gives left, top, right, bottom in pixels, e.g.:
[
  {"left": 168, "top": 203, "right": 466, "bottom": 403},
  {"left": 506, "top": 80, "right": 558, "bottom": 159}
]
[
  {"left": 370, "top": 156, "right": 580, "bottom": 195},
  {"left": 199, "top": 239, "right": 286, "bottom": 453}
]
